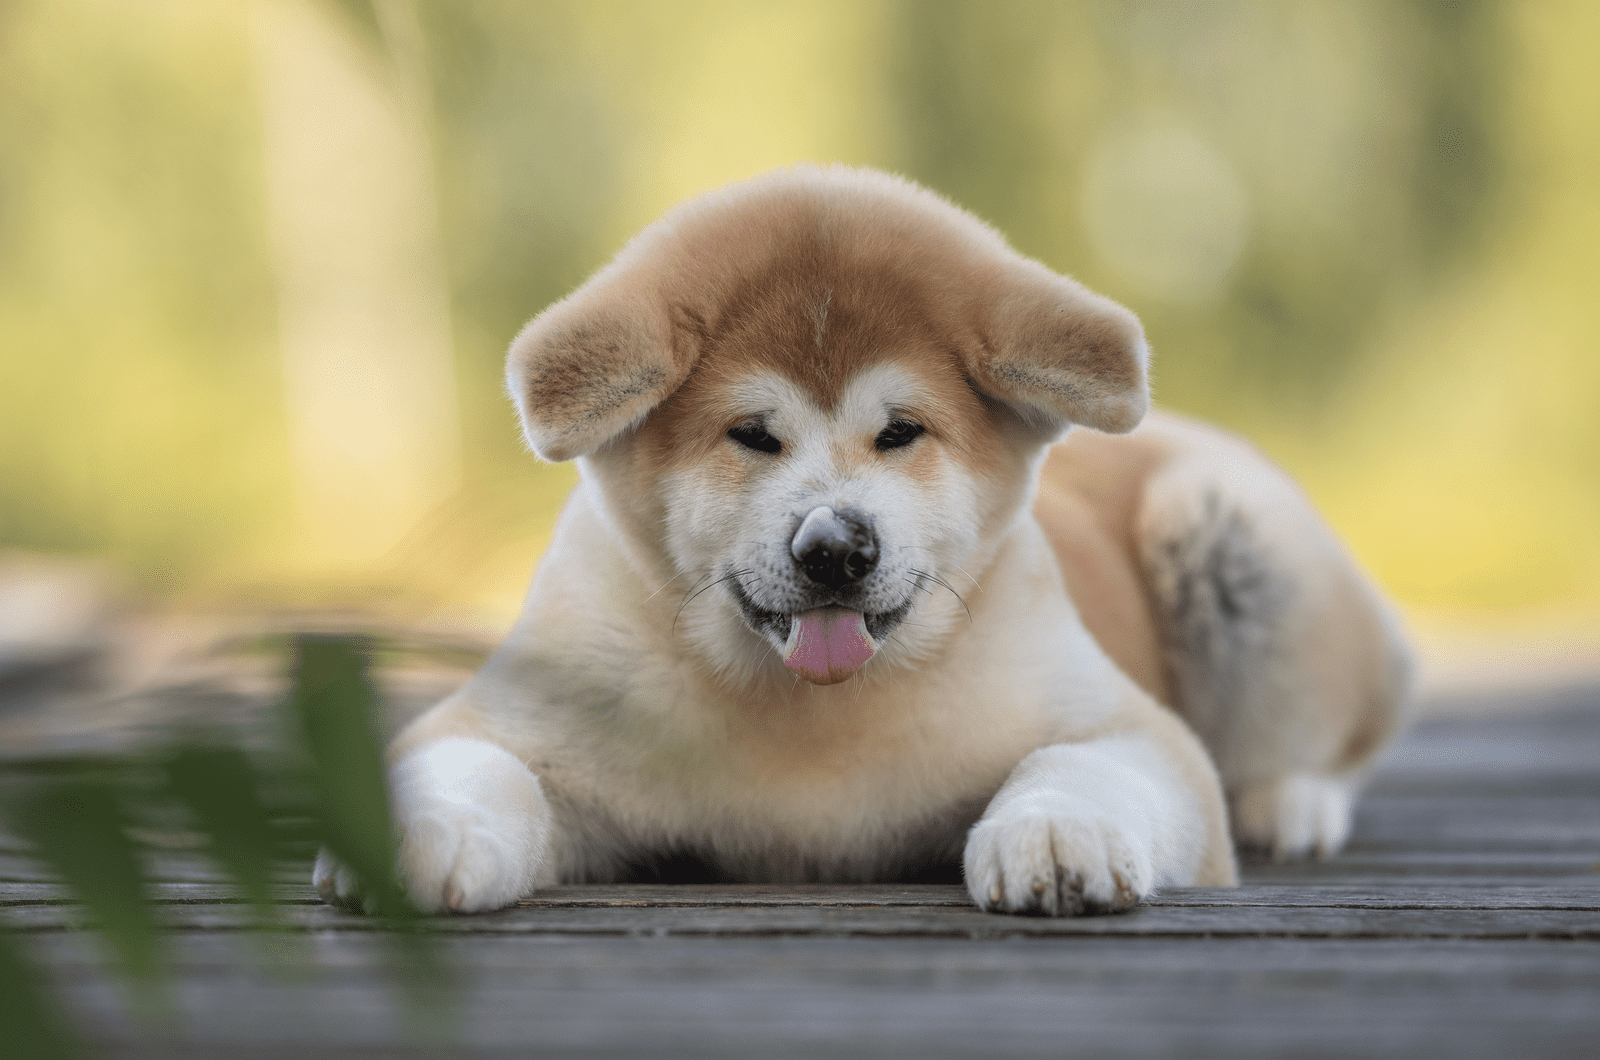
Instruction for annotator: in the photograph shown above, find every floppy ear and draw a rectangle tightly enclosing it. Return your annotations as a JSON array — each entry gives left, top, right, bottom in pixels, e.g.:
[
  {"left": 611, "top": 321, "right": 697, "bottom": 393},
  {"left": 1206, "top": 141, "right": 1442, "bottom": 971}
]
[
  {"left": 968, "top": 258, "right": 1150, "bottom": 436},
  {"left": 505, "top": 280, "right": 696, "bottom": 462}
]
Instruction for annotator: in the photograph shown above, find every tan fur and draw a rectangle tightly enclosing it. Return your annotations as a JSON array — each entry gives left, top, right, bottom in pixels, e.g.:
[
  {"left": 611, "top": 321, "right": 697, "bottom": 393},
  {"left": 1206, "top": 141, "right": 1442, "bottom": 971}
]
[
  {"left": 1033, "top": 432, "right": 1173, "bottom": 703},
  {"left": 317, "top": 165, "right": 1413, "bottom": 916},
  {"left": 1038, "top": 412, "right": 1414, "bottom": 837},
  {"left": 507, "top": 168, "right": 1149, "bottom": 462}
]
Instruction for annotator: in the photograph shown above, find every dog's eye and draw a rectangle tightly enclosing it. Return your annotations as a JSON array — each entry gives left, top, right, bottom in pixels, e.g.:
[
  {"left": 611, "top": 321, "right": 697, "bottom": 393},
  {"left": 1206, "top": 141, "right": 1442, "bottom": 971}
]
[
  {"left": 875, "top": 419, "right": 925, "bottom": 451},
  {"left": 728, "top": 422, "right": 782, "bottom": 455}
]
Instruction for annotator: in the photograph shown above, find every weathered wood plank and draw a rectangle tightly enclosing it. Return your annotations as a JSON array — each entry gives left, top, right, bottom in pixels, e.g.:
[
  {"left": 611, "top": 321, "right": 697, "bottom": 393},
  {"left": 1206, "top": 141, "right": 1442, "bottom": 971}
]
[
  {"left": 10, "top": 895, "right": 1600, "bottom": 939},
  {"left": 2, "top": 688, "right": 1598, "bottom": 1056},
  {"left": 23, "top": 932, "right": 1600, "bottom": 1060},
  {"left": 1370, "top": 699, "right": 1600, "bottom": 796},
  {"left": 6, "top": 879, "right": 1598, "bottom": 911},
  {"left": 0, "top": 881, "right": 323, "bottom": 905},
  {"left": 513, "top": 883, "right": 975, "bottom": 908},
  {"left": 1241, "top": 850, "right": 1600, "bottom": 880},
  {"left": 0, "top": 849, "right": 315, "bottom": 884},
  {"left": 7, "top": 879, "right": 1599, "bottom": 921},
  {"left": 3, "top": 828, "right": 1593, "bottom": 888},
  {"left": 27, "top": 928, "right": 1600, "bottom": 975},
  {"left": 1345, "top": 795, "right": 1600, "bottom": 851}
]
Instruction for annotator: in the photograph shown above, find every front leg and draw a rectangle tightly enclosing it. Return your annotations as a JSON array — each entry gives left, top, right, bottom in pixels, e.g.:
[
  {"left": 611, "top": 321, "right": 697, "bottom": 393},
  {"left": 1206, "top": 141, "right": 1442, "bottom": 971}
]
[
  {"left": 315, "top": 736, "right": 553, "bottom": 914},
  {"left": 964, "top": 723, "right": 1234, "bottom": 916}
]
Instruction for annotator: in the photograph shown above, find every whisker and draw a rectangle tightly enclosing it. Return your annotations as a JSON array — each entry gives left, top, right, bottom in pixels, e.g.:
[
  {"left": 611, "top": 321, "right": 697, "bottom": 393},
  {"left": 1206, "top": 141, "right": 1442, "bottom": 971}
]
[
  {"left": 909, "top": 567, "right": 973, "bottom": 624},
  {"left": 679, "top": 570, "right": 716, "bottom": 598},
  {"left": 893, "top": 547, "right": 981, "bottom": 592},
  {"left": 913, "top": 569, "right": 963, "bottom": 598},
  {"left": 644, "top": 569, "right": 692, "bottom": 604},
  {"left": 673, "top": 569, "right": 755, "bottom": 631}
]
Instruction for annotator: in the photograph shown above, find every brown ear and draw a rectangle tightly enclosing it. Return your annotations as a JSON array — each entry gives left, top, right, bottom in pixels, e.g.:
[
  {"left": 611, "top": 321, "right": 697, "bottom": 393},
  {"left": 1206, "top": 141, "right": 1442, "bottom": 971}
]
[
  {"left": 505, "top": 277, "right": 694, "bottom": 462},
  {"left": 969, "top": 258, "right": 1150, "bottom": 435}
]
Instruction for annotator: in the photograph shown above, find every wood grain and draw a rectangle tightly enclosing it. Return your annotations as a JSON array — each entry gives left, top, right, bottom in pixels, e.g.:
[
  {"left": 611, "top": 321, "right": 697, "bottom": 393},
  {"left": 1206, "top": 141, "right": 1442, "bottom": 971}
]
[{"left": 5, "top": 690, "right": 1600, "bottom": 1058}]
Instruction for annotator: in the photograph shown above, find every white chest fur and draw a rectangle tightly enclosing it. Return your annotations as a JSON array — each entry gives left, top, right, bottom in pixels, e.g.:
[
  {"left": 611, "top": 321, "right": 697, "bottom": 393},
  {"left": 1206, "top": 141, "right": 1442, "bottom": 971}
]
[{"left": 469, "top": 506, "right": 1125, "bottom": 881}]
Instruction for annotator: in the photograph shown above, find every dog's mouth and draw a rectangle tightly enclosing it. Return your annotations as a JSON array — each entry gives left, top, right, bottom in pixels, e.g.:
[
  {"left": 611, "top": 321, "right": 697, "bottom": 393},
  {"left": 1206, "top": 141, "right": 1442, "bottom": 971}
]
[{"left": 727, "top": 577, "right": 912, "bottom": 685}]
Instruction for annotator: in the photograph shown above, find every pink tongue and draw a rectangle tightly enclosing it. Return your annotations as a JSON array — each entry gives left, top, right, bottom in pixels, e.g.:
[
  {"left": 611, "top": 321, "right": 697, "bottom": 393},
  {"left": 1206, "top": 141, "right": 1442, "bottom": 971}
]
[{"left": 782, "top": 608, "right": 877, "bottom": 685}]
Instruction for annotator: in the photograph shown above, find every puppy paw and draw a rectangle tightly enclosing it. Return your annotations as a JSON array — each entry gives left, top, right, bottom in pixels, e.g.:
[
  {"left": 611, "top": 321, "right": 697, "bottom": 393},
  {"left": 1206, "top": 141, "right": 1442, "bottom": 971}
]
[
  {"left": 964, "top": 801, "right": 1154, "bottom": 916},
  {"left": 310, "top": 737, "right": 553, "bottom": 914},
  {"left": 312, "top": 846, "right": 370, "bottom": 912},
  {"left": 391, "top": 737, "right": 553, "bottom": 913},
  {"left": 1233, "top": 772, "right": 1354, "bottom": 861},
  {"left": 396, "top": 792, "right": 548, "bottom": 913}
]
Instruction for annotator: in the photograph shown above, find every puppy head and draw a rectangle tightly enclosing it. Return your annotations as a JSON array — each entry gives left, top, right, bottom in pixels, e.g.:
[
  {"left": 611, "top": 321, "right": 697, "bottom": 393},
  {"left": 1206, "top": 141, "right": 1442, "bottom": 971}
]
[{"left": 506, "top": 166, "right": 1149, "bottom": 684}]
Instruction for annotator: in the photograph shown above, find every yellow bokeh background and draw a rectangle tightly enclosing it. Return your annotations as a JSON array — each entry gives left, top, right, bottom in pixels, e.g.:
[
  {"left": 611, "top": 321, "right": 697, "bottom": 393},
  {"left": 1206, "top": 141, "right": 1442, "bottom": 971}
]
[{"left": 1, "top": 0, "right": 1597, "bottom": 662}]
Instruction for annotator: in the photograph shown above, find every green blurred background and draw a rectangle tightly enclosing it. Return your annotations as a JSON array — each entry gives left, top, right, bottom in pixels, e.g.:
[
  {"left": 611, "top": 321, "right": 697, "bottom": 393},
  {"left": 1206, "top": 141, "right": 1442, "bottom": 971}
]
[{"left": 2, "top": 0, "right": 1597, "bottom": 657}]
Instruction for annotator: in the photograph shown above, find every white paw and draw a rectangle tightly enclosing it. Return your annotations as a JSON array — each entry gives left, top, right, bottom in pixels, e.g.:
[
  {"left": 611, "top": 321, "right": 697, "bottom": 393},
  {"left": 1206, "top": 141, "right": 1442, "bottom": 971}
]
[
  {"left": 393, "top": 796, "right": 544, "bottom": 913},
  {"left": 964, "top": 798, "right": 1154, "bottom": 916},
  {"left": 310, "top": 737, "right": 553, "bottom": 914},
  {"left": 312, "top": 846, "right": 368, "bottom": 911},
  {"left": 1232, "top": 772, "right": 1354, "bottom": 860}
]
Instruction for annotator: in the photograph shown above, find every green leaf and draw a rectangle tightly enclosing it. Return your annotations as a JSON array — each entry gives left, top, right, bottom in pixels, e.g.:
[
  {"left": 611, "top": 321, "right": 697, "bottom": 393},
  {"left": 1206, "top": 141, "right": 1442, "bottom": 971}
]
[
  {"left": 161, "top": 744, "right": 279, "bottom": 922},
  {"left": 0, "top": 926, "right": 83, "bottom": 1060},
  {"left": 8, "top": 775, "right": 168, "bottom": 1013},
  {"left": 288, "top": 634, "right": 408, "bottom": 917},
  {"left": 285, "top": 633, "right": 457, "bottom": 1029}
]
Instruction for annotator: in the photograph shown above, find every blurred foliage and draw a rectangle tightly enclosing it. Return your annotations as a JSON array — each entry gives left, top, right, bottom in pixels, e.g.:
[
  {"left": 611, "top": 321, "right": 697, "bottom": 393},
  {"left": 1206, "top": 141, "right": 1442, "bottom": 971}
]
[
  {"left": 895, "top": 2, "right": 1502, "bottom": 410},
  {"left": 0, "top": 924, "right": 84, "bottom": 1060},
  {"left": 0, "top": 0, "right": 1596, "bottom": 625},
  {"left": 288, "top": 634, "right": 409, "bottom": 917},
  {"left": 0, "top": 635, "right": 448, "bottom": 1058},
  {"left": 10, "top": 773, "right": 171, "bottom": 1014}
]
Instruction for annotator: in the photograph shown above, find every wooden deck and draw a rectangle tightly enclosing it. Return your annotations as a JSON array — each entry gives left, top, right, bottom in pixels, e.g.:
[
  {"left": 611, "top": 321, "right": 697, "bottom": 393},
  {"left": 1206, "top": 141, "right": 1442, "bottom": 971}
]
[{"left": 6, "top": 679, "right": 1600, "bottom": 1059}]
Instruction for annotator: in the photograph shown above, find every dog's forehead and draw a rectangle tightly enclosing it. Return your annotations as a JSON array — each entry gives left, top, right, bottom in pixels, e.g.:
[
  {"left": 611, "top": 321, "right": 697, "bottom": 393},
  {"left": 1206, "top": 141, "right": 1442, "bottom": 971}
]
[
  {"left": 728, "top": 363, "right": 936, "bottom": 426},
  {"left": 684, "top": 244, "right": 968, "bottom": 409}
]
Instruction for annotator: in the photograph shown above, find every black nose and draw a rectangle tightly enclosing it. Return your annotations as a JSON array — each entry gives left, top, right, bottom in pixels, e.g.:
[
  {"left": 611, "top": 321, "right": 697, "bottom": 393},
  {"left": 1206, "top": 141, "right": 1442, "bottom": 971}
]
[{"left": 790, "top": 506, "right": 878, "bottom": 592}]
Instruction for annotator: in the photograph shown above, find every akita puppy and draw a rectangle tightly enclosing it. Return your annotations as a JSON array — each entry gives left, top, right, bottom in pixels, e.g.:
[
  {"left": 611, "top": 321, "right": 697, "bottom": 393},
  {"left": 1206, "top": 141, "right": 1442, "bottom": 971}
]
[{"left": 316, "top": 165, "right": 1412, "bottom": 916}]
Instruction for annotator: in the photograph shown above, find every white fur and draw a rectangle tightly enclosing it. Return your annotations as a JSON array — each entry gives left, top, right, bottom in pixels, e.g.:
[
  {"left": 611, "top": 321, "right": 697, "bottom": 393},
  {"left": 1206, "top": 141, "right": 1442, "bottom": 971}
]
[
  {"left": 417, "top": 505, "right": 1220, "bottom": 898},
  {"left": 311, "top": 737, "right": 553, "bottom": 914},
  {"left": 325, "top": 388, "right": 1235, "bottom": 909},
  {"left": 1232, "top": 772, "right": 1356, "bottom": 861},
  {"left": 964, "top": 736, "right": 1207, "bottom": 914},
  {"left": 1131, "top": 413, "right": 1412, "bottom": 859},
  {"left": 317, "top": 168, "right": 1306, "bottom": 915},
  {"left": 658, "top": 365, "right": 988, "bottom": 684}
]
